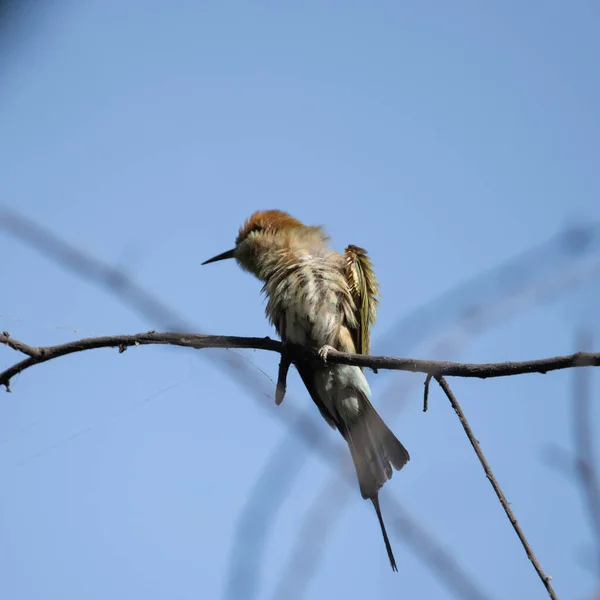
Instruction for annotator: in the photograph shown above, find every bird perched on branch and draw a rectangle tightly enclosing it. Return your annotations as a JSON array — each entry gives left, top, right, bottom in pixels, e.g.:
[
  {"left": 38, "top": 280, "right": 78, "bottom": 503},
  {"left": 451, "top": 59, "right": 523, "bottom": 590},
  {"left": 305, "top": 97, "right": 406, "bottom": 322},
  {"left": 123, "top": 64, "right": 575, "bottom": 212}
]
[{"left": 202, "top": 209, "right": 410, "bottom": 570}]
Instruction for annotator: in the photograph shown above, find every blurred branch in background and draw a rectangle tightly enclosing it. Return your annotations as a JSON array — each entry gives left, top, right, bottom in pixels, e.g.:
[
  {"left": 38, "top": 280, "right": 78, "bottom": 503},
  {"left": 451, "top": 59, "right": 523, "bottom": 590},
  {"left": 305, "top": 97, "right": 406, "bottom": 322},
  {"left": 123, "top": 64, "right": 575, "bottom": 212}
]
[
  {"left": 541, "top": 330, "right": 600, "bottom": 599},
  {"left": 0, "top": 207, "right": 497, "bottom": 599},
  {"left": 0, "top": 0, "right": 66, "bottom": 90},
  {"left": 573, "top": 332, "right": 600, "bottom": 583},
  {"left": 247, "top": 226, "right": 600, "bottom": 600},
  {"left": 0, "top": 0, "right": 31, "bottom": 43},
  {"left": 271, "top": 466, "right": 498, "bottom": 600},
  {"left": 375, "top": 222, "right": 600, "bottom": 359},
  {"left": 267, "top": 458, "right": 495, "bottom": 600}
]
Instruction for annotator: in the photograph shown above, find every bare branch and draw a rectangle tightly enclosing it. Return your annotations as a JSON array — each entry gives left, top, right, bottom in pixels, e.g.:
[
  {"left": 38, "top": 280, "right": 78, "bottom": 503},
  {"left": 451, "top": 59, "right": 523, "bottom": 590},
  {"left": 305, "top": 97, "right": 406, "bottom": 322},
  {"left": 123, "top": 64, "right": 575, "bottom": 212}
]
[
  {"left": 0, "top": 331, "right": 42, "bottom": 357},
  {"left": 2, "top": 330, "right": 600, "bottom": 393},
  {"left": 275, "top": 343, "right": 292, "bottom": 405},
  {"left": 435, "top": 376, "right": 559, "bottom": 600},
  {"left": 423, "top": 373, "right": 433, "bottom": 412},
  {"left": 0, "top": 331, "right": 280, "bottom": 391}
]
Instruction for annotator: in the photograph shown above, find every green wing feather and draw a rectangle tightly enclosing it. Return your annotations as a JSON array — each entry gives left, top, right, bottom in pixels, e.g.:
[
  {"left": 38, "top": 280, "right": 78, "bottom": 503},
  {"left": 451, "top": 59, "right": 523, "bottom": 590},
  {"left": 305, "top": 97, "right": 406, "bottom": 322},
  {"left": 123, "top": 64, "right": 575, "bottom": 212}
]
[{"left": 344, "top": 244, "right": 380, "bottom": 356}]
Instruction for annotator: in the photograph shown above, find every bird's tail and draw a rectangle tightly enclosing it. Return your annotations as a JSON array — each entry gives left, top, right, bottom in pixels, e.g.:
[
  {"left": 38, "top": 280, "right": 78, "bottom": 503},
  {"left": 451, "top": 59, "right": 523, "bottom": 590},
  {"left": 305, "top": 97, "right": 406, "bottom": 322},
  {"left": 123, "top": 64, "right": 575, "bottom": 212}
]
[
  {"left": 339, "top": 394, "right": 410, "bottom": 571},
  {"left": 341, "top": 395, "right": 410, "bottom": 498},
  {"left": 294, "top": 362, "right": 409, "bottom": 569}
]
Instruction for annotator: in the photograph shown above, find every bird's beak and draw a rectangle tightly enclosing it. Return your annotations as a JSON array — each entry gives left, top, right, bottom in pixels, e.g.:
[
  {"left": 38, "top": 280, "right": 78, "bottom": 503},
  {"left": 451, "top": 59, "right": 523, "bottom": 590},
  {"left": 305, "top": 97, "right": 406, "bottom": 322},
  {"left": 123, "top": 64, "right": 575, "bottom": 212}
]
[{"left": 201, "top": 248, "right": 236, "bottom": 265}]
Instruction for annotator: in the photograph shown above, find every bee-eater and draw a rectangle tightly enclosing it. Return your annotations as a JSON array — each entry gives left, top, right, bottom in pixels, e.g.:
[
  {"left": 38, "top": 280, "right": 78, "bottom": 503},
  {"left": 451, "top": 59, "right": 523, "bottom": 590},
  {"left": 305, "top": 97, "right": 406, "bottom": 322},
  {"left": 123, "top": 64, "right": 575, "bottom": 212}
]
[{"left": 202, "top": 209, "right": 410, "bottom": 570}]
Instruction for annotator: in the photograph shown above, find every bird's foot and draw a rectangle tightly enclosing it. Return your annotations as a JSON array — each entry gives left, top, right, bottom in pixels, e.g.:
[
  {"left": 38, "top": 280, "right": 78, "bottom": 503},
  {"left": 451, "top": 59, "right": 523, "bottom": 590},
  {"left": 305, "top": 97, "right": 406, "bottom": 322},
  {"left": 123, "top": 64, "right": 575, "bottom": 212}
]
[{"left": 318, "top": 345, "right": 336, "bottom": 365}]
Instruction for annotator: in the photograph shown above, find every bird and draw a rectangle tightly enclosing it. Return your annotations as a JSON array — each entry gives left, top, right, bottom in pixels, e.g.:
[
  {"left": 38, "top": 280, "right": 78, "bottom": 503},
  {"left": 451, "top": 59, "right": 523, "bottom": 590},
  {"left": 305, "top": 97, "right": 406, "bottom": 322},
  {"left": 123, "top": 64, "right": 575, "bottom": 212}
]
[{"left": 202, "top": 209, "right": 410, "bottom": 570}]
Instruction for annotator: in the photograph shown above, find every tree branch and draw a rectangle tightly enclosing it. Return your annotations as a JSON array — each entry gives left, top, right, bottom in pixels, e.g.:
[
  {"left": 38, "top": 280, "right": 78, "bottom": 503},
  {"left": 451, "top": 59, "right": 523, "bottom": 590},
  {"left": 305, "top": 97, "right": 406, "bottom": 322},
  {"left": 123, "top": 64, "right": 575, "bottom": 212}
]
[
  {"left": 2, "top": 330, "right": 600, "bottom": 393},
  {"left": 423, "top": 373, "right": 433, "bottom": 412},
  {"left": 0, "top": 331, "right": 278, "bottom": 391}
]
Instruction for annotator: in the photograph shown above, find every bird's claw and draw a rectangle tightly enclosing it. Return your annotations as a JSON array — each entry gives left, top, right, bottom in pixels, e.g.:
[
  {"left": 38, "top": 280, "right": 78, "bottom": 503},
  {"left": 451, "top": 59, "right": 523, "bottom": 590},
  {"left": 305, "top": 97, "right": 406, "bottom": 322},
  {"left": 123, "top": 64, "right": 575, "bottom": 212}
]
[{"left": 318, "top": 345, "right": 336, "bottom": 364}]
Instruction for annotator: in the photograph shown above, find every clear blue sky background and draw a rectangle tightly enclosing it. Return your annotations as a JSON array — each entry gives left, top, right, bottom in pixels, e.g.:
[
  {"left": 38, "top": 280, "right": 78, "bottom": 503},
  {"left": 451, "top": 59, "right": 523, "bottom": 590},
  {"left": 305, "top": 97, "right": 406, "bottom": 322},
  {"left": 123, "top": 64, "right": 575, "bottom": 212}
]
[{"left": 1, "top": 2, "right": 600, "bottom": 599}]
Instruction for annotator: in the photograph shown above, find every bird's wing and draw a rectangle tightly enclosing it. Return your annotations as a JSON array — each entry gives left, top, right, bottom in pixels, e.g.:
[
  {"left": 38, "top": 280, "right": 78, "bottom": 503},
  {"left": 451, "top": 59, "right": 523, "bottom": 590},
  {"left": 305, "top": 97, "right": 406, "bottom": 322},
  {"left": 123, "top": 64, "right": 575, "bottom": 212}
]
[{"left": 344, "top": 244, "right": 380, "bottom": 356}]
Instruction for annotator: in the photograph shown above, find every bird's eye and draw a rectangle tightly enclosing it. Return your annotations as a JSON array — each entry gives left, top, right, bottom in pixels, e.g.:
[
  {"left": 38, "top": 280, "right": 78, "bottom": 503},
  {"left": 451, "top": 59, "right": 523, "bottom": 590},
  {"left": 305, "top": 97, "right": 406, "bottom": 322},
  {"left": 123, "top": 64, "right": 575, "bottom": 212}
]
[{"left": 249, "top": 223, "right": 264, "bottom": 234}]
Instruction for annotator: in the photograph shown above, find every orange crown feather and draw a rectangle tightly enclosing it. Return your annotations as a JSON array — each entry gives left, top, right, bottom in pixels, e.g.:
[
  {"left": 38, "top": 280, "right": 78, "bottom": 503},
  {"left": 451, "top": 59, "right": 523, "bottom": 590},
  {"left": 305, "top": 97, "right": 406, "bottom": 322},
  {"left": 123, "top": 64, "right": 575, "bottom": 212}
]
[{"left": 236, "top": 210, "right": 305, "bottom": 244}]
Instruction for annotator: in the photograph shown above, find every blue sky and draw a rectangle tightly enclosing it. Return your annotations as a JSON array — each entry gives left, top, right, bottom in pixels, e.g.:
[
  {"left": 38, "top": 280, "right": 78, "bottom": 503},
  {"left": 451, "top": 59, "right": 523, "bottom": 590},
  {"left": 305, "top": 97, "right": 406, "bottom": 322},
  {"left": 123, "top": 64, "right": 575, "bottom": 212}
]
[{"left": 1, "top": 1, "right": 600, "bottom": 599}]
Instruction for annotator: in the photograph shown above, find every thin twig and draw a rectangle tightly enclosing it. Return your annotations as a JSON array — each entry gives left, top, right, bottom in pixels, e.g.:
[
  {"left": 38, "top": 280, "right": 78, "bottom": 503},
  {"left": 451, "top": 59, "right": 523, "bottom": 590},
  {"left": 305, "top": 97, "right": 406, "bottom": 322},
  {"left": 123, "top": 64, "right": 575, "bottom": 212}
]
[
  {"left": 435, "top": 376, "right": 559, "bottom": 600},
  {"left": 1, "top": 331, "right": 42, "bottom": 357},
  {"left": 423, "top": 373, "right": 433, "bottom": 412},
  {"left": 275, "top": 344, "right": 292, "bottom": 405},
  {"left": 2, "top": 330, "right": 600, "bottom": 392}
]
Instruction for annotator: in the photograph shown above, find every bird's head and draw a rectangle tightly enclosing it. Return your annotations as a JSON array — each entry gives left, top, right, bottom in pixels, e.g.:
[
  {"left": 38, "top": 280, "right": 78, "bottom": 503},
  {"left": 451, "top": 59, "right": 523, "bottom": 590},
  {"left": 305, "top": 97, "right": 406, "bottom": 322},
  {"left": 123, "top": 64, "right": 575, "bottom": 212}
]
[{"left": 202, "top": 210, "right": 328, "bottom": 278}]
